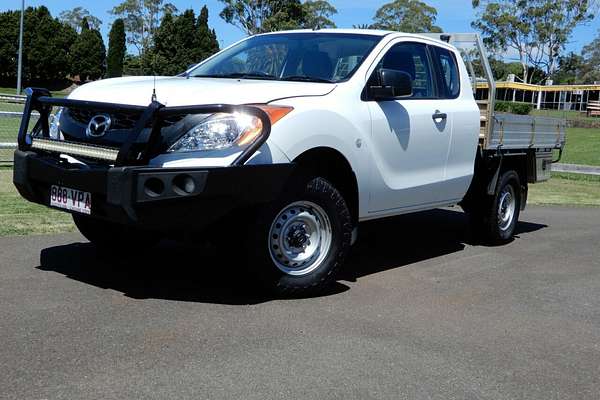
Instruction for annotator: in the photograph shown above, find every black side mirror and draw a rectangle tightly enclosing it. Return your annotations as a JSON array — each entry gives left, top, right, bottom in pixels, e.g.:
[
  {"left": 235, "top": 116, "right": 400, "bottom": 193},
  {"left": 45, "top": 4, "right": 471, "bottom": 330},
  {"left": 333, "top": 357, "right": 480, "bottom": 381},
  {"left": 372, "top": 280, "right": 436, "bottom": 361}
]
[{"left": 368, "top": 68, "right": 413, "bottom": 100}]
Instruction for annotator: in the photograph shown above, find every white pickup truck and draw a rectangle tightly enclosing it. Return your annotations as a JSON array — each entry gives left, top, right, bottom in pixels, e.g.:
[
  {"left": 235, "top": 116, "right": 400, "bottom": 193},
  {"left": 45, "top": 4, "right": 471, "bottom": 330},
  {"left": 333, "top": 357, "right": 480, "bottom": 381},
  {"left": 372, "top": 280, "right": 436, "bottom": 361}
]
[{"left": 14, "top": 30, "right": 565, "bottom": 295}]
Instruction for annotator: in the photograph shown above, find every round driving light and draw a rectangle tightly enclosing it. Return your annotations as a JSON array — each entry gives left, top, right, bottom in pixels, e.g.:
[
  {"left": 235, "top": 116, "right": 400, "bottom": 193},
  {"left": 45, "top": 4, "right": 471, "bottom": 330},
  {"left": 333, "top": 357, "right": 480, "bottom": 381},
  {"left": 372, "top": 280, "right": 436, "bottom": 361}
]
[
  {"left": 173, "top": 174, "right": 195, "bottom": 195},
  {"left": 144, "top": 178, "right": 165, "bottom": 198}
]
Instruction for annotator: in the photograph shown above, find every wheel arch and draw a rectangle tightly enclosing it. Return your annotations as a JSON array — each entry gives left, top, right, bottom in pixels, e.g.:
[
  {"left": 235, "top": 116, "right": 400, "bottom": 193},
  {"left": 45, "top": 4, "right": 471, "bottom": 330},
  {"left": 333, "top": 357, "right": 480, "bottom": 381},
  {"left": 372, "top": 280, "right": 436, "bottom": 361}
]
[
  {"left": 462, "top": 150, "right": 529, "bottom": 211},
  {"left": 291, "top": 147, "right": 359, "bottom": 224}
]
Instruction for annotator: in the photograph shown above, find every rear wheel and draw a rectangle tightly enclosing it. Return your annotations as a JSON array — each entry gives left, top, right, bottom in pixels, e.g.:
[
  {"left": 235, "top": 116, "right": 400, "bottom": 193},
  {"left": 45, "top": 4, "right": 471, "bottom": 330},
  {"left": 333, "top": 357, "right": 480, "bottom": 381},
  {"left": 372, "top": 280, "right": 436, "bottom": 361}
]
[
  {"left": 72, "top": 214, "right": 160, "bottom": 251},
  {"left": 466, "top": 170, "right": 521, "bottom": 244},
  {"left": 248, "top": 176, "right": 353, "bottom": 296}
]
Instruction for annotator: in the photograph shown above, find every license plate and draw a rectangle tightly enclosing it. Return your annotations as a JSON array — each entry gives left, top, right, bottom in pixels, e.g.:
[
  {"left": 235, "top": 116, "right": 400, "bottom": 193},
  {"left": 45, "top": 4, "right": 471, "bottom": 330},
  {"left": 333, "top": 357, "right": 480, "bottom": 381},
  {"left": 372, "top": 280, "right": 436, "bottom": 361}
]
[{"left": 50, "top": 185, "right": 92, "bottom": 215}]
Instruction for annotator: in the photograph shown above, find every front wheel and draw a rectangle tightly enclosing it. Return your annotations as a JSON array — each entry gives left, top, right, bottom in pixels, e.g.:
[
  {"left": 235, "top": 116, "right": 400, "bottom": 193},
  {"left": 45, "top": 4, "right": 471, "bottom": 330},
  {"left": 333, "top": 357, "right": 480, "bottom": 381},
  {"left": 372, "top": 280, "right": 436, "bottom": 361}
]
[{"left": 248, "top": 177, "right": 353, "bottom": 296}]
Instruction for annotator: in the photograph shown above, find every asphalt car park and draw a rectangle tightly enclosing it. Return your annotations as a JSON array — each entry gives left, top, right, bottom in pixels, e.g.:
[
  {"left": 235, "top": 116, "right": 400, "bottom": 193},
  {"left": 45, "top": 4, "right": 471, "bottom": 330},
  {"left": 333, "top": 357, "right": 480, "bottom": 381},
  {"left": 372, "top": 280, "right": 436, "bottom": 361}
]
[{"left": 1, "top": 206, "right": 599, "bottom": 399}]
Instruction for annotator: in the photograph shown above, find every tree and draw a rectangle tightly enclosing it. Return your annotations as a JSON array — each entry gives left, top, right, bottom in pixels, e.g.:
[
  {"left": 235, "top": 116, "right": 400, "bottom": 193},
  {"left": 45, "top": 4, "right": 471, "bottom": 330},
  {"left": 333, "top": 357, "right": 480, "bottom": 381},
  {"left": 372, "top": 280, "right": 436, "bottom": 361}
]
[
  {"left": 122, "top": 53, "right": 144, "bottom": 75},
  {"left": 218, "top": 0, "right": 306, "bottom": 34},
  {"left": 0, "top": 10, "right": 20, "bottom": 83},
  {"left": 302, "top": 0, "right": 337, "bottom": 29},
  {"left": 110, "top": 0, "right": 178, "bottom": 56},
  {"left": 370, "top": 0, "right": 442, "bottom": 33},
  {"left": 59, "top": 7, "right": 102, "bottom": 32},
  {"left": 148, "top": 6, "right": 220, "bottom": 75},
  {"left": 219, "top": 0, "right": 338, "bottom": 34},
  {"left": 489, "top": 58, "right": 523, "bottom": 81},
  {"left": 580, "top": 31, "right": 600, "bottom": 83},
  {"left": 147, "top": 12, "right": 177, "bottom": 75},
  {"left": 551, "top": 52, "right": 585, "bottom": 84},
  {"left": 1, "top": 6, "right": 77, "bottom": 84},
  {"left": 197, "top": 5, "right": 220, "bottom": 61},
  {"left": 471, "top": 0, "right": 596, "bottom": 83},
  {"left": 107, "top": 19, "right": 127, "bottom": 78},
  {"left": 70, "top": 17, "right": 106, "bottom": 81},
  {"left": 262, "top": 1, "right": 306, "bottom": 32}
]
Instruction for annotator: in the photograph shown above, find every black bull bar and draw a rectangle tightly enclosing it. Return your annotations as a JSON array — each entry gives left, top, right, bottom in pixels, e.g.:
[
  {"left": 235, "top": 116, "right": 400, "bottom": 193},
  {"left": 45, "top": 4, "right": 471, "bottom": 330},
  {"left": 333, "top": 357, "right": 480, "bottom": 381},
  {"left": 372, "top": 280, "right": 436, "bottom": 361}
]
[
  {"left": 12, "top": 88, "right": 296, "bottom": 230},
  {"left": 17, "top": 87, "right": 273, "bottom": 167}
]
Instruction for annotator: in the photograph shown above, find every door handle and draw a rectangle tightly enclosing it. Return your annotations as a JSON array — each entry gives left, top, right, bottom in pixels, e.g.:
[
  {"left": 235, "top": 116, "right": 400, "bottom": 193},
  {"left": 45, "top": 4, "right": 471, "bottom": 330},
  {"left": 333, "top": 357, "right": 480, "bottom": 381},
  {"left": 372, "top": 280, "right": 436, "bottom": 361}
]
[{"left": 432, "top": 111, "right": 447, "bottom": 121}]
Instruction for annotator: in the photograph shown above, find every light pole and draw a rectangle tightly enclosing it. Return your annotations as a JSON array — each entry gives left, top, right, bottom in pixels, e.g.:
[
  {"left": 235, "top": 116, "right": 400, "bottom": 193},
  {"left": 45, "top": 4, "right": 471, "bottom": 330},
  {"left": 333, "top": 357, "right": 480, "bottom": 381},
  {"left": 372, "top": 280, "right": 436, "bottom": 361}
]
[{"left": 16, "top": 0, "right": 24, "bottom": 95}]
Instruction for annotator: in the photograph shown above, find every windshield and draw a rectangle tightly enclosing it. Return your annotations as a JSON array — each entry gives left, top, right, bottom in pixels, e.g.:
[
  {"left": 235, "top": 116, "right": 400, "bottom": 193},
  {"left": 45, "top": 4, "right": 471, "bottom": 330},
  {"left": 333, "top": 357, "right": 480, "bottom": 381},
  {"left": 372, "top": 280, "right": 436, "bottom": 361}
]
[{"left": 188, "top": 33, "right": 382, "bottom": 83}]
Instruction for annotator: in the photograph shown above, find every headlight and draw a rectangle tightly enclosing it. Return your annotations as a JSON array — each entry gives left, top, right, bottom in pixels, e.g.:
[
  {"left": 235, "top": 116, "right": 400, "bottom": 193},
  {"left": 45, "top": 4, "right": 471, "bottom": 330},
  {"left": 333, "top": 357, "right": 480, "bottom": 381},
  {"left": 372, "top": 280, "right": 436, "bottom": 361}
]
[
  {"left": 168, "top": 106, "right": 293, "bottom": 153},
  {"left": 49, "top": 107, "right": 64, "bottom": 140},
  {"left": 168, "top": 112, "right": 263, "bottom": 152}
]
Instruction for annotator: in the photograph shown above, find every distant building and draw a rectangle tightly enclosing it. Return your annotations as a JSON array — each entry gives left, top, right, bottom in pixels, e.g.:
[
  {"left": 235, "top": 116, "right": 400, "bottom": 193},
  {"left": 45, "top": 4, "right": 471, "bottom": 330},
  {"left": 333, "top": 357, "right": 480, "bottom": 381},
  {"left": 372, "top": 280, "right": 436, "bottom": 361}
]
[{"left": 476, "top": 82, "right": 600, "bottom": 112}]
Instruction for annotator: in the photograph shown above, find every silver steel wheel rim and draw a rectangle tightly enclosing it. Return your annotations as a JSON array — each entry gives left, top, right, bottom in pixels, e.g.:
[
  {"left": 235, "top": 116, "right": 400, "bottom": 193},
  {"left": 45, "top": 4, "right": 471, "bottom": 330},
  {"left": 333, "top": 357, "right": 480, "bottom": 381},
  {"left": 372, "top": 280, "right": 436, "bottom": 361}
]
[
  {"left": 268, "top": 201, "right": 333, "bottom": 276},
  {"left": 498, "top": 185, "right": 516, "bottom": 231}
]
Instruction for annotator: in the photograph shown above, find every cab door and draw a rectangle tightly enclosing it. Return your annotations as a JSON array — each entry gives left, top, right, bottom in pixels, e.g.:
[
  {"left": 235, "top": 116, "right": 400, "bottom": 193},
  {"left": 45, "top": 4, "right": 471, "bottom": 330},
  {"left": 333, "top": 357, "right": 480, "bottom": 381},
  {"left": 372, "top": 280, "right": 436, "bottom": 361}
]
[
  {"left": 366, "top": 41, "right": 454, "bottom": 213},
  {"left": 429, "top": 45, "right": 480, "bottom": 201}
]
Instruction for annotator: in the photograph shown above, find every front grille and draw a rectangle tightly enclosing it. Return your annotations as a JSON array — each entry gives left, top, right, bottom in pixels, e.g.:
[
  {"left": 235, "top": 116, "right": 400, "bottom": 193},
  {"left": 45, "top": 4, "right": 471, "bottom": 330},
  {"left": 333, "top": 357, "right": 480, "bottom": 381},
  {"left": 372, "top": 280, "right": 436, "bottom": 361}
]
[
  {"left": 67, "top": 108, "right": 141, "bottom": 129},
  {"left": 66, "top": 108, "right": 185, "bottom": 130}
]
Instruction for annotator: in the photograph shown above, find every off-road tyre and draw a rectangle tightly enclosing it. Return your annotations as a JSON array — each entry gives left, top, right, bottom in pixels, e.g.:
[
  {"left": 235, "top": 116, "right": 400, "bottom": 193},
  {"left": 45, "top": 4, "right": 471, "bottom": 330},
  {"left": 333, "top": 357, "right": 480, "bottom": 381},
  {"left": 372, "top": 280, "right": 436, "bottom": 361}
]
[
  {"left": 466, "top": 170, "right": 521, "bottom": 244},
  {"left": 248, "top": 176, "right": 353, "bottom": 297}
]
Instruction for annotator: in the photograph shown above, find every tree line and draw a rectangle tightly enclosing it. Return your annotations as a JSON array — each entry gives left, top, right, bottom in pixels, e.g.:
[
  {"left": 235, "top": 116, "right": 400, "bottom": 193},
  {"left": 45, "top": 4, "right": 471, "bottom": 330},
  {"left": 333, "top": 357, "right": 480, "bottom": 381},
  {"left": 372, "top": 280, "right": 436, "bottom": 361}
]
[
  {"left": 0, "top": 2, "right": 220, "bottom": 86},
  {"left": 0, "top": 0, "right": 598, "bottom": 88}
]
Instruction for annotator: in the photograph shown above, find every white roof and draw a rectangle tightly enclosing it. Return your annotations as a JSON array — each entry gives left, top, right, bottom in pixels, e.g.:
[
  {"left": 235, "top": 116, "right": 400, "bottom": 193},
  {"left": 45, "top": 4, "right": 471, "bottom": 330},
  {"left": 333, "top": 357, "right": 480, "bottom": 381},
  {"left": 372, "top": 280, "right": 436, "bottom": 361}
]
[
  {"left": 257, "top": 29, "right": 452, "bottom": 48},
  {"left": 264, "top": 28, "right": 392, "bottom": 36},
  {"left": 259, "top": 28, "right": 447, "bottom": 44}
]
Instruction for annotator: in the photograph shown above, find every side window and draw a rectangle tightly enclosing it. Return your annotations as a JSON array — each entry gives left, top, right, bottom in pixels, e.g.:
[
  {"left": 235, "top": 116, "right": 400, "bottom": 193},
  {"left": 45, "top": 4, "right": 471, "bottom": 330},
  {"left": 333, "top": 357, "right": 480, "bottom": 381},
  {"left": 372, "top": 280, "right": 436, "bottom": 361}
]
[
  {"left": 378, "top": 42, "right": 435, "bottom": 99},
  {"left": 432, "top": 47, "right": 460, "bottom": 98}
]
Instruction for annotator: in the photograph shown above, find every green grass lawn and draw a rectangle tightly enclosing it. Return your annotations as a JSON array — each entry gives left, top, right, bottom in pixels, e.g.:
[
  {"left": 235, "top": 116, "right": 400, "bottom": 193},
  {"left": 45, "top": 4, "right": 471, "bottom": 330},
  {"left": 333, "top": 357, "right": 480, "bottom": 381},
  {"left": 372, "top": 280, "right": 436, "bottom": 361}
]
[
  {"left": 528, "top": 172, "right": 600, "bottom": 207},
  {"left": 0, "top": 86, "right": 69, "bottom": 97},
  {"left": 0, "top": 168, "right": 75, "bottom": 236},
  {"left": 561, "top": 128, "right": 600, "bottom": 166},
  {"left": 531, "top": 109, "right": 600, "bottom": 123},
  {"left": 0, "top": 119, "right": 20, "bottom": 142},
  {"left": 0, "top": 101, "right": 24, "bottom": 112},
  {"left": 0, "top": 106, "right": 38, "bottom": 142}
]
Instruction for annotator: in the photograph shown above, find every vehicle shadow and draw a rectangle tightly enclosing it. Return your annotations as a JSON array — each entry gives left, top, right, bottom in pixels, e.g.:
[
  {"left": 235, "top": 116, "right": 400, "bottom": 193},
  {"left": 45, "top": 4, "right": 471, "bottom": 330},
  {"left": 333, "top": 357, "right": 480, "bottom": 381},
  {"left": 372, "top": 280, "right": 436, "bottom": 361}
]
[
  {"left": 38, "top": 208, "right": 547, "bottom": 305},
  {"left": 341, "top": 208, "right": 546, "bottom": 281}
]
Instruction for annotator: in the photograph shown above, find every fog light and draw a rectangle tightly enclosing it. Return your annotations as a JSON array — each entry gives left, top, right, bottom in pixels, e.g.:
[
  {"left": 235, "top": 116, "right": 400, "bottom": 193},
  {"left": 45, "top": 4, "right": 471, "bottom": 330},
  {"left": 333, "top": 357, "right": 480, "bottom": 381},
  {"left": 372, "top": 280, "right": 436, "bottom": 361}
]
[
  {"left": 144, "top": 178, "right": 164, "bottom": 198},
  {"left": 173, "top": 174, "right": 195, "bottom": 195}
]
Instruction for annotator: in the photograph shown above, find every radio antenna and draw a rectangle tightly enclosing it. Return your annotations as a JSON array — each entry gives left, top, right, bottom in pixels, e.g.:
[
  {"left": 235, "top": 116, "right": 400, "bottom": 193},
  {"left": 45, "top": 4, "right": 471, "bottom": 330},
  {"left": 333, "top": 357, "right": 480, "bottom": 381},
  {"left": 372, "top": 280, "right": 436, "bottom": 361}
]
[
  {"left": 152, "top": 77, "right": 157, "bottom": 102},
  {"left": 151, "top": 55, "right": 157, "bottom": 103}
]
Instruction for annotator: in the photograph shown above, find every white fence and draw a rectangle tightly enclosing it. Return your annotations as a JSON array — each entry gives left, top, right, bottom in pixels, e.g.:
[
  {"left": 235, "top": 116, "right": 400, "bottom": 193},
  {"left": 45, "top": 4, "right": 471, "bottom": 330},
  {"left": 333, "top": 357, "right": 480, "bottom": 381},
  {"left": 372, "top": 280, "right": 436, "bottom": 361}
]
[
  {"left": 0, "top": 94, "right": 27, "bottom": 164},
  {"left": 0, "top": 142, "right": 16, "bottom": 165}
]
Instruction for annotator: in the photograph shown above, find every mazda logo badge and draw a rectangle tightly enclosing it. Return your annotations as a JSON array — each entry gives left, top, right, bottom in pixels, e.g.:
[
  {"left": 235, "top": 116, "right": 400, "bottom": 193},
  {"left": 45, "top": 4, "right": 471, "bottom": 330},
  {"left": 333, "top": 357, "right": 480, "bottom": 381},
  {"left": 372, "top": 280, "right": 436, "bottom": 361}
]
[{"left": 86, "top": 114, "right": 112, "bottom": 138}]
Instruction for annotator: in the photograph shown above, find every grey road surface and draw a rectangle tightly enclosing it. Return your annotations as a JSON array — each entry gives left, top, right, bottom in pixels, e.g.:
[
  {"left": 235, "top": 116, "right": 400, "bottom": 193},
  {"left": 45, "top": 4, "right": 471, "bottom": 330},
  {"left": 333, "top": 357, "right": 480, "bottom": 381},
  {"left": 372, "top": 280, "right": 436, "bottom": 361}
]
[{"left": 1, "top": 206, "right": 599, "bottom": 400}]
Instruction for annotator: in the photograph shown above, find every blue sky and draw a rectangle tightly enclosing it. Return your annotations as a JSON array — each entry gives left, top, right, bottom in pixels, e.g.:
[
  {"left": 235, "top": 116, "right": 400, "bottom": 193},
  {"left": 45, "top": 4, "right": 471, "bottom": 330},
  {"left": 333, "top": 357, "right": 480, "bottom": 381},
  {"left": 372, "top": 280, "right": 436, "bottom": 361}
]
[{"left": 3, "top": 0, "right": 599, "bottom": 61}]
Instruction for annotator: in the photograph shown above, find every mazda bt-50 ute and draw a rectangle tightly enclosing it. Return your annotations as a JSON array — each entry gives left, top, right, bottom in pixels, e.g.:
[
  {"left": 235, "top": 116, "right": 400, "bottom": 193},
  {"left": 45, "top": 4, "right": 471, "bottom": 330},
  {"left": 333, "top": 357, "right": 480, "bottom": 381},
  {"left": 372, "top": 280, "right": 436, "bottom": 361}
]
[{"left": 14, "top": 30, "right": 565, "bottom": 295}]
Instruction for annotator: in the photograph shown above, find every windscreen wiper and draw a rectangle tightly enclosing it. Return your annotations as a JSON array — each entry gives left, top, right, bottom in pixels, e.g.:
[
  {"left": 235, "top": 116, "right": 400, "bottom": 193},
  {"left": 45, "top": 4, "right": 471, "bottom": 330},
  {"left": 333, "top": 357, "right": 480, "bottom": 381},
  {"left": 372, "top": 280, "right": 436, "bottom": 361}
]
[
  {"left": 281, "top": 75, "right": 335, "bottom": 83},
  {"left": 191, "top": 72, "right": 277, "bottom": 80}
]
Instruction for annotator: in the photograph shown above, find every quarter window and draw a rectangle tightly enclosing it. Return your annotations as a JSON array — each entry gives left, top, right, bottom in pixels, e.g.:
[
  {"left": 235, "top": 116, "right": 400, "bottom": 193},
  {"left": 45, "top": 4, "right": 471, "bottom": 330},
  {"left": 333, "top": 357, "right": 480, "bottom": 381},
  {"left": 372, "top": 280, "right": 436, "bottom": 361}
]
[{"left": 432, "top": 46, "right": 460, "bottom": 98}]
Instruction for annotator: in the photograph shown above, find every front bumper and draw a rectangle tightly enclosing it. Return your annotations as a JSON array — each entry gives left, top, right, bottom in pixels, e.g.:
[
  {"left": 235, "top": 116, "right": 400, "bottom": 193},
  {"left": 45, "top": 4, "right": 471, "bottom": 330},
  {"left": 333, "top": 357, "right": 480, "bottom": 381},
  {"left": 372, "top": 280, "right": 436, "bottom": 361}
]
[
  {"left": 14, "top": 150, "right": 294, "bottom": 232},
  {"left": 14, "top": 87, "right": 293, "bottom": 233}
]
